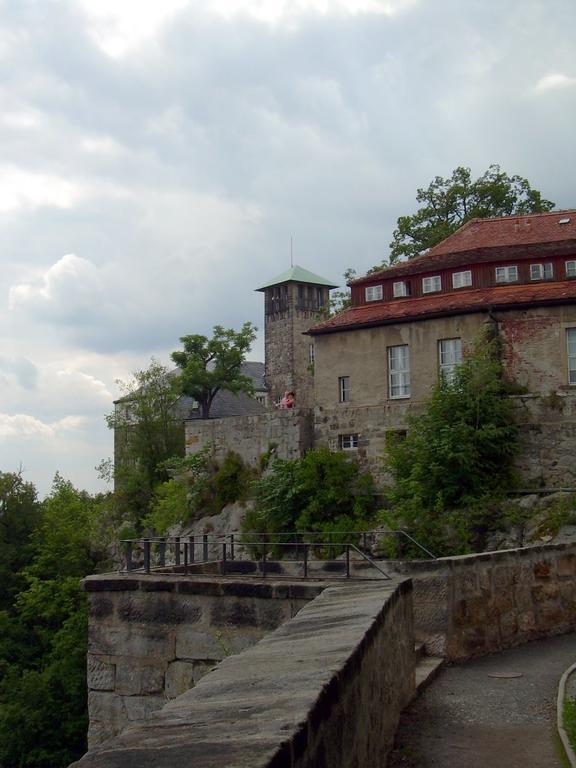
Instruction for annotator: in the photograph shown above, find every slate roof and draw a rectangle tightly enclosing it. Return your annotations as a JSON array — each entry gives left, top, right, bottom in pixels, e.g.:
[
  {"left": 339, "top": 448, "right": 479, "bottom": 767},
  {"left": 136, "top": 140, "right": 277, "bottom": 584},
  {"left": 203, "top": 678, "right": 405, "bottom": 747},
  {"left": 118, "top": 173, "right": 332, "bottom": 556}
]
[
  {"left": 255, "top": 265, "right": 338, "bottom": 291},
  {"left": 352, "top": 210, "right": 576, "bottom": 284},
  {"left": 308, "top": 281, "right": 576, "bottom": 335}
]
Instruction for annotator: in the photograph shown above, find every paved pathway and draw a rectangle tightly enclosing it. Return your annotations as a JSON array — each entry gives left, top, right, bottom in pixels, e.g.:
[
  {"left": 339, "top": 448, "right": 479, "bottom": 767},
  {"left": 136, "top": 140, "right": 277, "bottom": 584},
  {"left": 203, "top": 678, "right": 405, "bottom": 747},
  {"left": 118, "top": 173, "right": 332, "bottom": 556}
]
[{"left": 388, "top": 633, "right": 576, "bottom": 768}]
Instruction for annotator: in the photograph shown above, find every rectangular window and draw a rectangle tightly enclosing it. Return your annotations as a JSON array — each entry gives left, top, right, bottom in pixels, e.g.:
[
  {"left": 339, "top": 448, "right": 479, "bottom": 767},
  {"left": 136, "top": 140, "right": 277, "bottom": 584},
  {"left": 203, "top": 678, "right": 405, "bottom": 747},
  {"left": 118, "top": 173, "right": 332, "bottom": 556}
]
[
  {"left": 439, "top": 338, "right": 462, "bottom": 383},
  {"left": 530, "top": 263, "right": 554, "bottom": 280},
  {"left": 308, "top": 343, "right": 315, "bottom": 365},
  {"left": 452, "top": 270, "right": 472, "bottom": 289},
  {"left": 495, "top": 265, "right": 518, "bottom": 283},
  {"left": 566, "top": 261, "right": 576, "bottom": 278},
  {"left": 338, "top": 376, "right": 350, "bottom": 403},
  {"left": 393, "top": 281, "right": 409, "bottom": 298},
  {"left": 422, "top": 275, "right": 441, "bottom": 294},
  {"left": 568, "top": 329, "right": 576, "bottom": 385},
  {"left": 388, "top": 345, "right": 410, "bottom": 399},
  {"left": 339, "top": 433, "right": 359, "bottom": 450},
  {"left": 365, "top": 284, "right": 383, "bottom": 302},
  {"left": 316, "top": 287, "right": 324, "bottom": 308}
]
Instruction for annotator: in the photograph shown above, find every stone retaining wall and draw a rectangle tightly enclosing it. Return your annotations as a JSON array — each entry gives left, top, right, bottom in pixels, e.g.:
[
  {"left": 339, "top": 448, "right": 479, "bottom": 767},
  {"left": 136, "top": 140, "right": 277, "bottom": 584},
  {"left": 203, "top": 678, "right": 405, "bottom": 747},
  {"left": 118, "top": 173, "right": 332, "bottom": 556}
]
[
  {"left": 395, "top": 543, "right": 576, "bottom": 661},
  {"left": 83, "top": 574, "right": 323, "bottom": 747},
  {"left": 71, "top": 579, "right": 414, "bottom": 768},
  {"left": 185, "top": 408, "right": 314, "bottom": 467}
]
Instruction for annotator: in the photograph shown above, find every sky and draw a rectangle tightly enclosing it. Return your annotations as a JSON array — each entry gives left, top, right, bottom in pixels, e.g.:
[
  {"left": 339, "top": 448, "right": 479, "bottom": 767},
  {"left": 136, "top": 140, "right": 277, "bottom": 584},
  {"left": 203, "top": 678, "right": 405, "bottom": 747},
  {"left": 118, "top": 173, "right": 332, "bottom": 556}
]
[{"left": 0, "top": 0, "right": 575, "bottom": 497}]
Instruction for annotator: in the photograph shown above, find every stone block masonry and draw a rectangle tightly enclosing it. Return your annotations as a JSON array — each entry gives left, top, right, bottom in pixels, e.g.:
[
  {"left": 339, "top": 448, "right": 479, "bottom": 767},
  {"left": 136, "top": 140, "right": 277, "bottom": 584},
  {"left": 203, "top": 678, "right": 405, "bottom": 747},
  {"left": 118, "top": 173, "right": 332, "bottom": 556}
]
[
  {"left": 83, "top": 574, "right": 323, "bottom": 747},
  {"left": 71, "top": 579, "right": 414, "bottom": 768},
  {"left": 394, "top": 542, "right": 576, "bottom": 661}
]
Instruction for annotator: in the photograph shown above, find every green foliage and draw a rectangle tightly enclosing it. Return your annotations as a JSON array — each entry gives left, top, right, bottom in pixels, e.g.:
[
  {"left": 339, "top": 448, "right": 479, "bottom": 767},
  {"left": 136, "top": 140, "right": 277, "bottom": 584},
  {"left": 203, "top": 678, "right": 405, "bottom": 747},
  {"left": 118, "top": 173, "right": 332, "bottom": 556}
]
[
  {"left": 246, "top": 448, "right": 377, "bottom": 542},
  {"left": 0, "top": 474, "right": 102, "bottom": 768},
  {"left": 383, "top": 327, "right": 518, "bottom": 555},
  {"left": 105, "top": 359, "right": 185, "bottom": 526},
  {"left": 171, "top": 322, "right": 257, "bottom": 419},
  {"left": 329, "top": 268, "right": 356, "bottom": 316},
  {"left": 564, "top": 697, "right": 576, "bottom": 753},
  {"left": 0, "top": 471, "right": 41, "bottom": 611},
  {"left": 376, "top": 165, "right": 555, "bottom": 266},
  {"left": 213, "top": 452, "right": 254, "bottom": 510}
]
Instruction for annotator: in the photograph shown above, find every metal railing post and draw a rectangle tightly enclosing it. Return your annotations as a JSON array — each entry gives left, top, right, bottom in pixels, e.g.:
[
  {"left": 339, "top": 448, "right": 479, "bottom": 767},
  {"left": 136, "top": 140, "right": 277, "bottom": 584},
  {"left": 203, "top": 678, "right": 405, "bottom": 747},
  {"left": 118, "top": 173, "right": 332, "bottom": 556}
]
[
  {"left": 143, "top": 539, "right": 151, "bottom": 574},
  {"left": 222, "top": 542, "right": 227, "bottom": 573},
  {"left": 189, "top": 535, "right": 195, "bottom": 562},
  {"left": 203, "top": 534, "right": 208, "bottom": 561},
  {"left": 262, "top": 542, "right": 267, "bottom": 578},
  {"left": 126, "top": 541, "right": 133, "bottom": 572},
  {"left": 174, "top": 536, "right": 181, "bottom": 566},
  {"left": 303, "top": 544, "right": 308, "bottom": 579},
  {"left": 158, "top": 540, "right": 166, "bottom": 567},
  {"left": 346, "top": 545, "right": 350, "bottom": 579},
  {"left": 230, "top": 533, "right": 235, "bottom": 560},
  {"left": 184, "top": 543, "right": 189, "bottom": 575}
]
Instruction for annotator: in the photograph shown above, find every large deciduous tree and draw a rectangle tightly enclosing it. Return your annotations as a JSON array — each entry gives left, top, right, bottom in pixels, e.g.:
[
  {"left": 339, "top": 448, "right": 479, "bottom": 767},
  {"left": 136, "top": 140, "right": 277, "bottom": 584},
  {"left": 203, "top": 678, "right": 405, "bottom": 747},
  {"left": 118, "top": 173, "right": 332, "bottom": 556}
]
[
  {"left": 171, "top": 322, "right": 257, "bottom": 419},
  {"left": 381, "top": 165, "right": 555, "bottom": 265}
]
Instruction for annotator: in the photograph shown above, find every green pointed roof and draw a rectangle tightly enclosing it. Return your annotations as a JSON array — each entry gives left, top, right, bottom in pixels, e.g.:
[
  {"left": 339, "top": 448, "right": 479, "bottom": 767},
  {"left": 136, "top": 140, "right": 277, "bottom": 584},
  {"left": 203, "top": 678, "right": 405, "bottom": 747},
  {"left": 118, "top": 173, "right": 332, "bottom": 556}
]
[{"left": 255, "top": 265, "right": 338, "bottom": 291}]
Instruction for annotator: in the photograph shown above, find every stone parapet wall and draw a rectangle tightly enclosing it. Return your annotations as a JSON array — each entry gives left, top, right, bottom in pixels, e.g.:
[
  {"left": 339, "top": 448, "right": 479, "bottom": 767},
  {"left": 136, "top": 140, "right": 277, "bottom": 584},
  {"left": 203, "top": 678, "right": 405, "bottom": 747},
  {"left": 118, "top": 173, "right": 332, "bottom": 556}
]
[
  {"left": 71, "top": 580, "right": 414, "bottom": 768},
  {"left": 185, "top": 408, "right": 314, "bottom": 467},
  {"left": 83, "top": 574, "right": 322, "bottom": 747},
  {"left": 395, "top": 543, "right": 576, "bottom": 661}
]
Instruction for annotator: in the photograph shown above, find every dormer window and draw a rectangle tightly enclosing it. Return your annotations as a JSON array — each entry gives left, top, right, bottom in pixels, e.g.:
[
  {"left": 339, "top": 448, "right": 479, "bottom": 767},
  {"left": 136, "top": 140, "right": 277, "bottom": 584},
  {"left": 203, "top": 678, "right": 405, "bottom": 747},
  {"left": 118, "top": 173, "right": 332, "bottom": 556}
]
[
  {"left": 393, "top": 281, "right": 410, "bottom": 298},
  {"left": 566, "top": 261, "right": 576, "bottom": 278},
  {"left": 422, "top": 276, "right": 441, "bottom": 294},
  {"left": 452, "top": 270, "right": 472, "bottom": 289},
  {"left": 495, "top": 266, "right": 518, "bottom": 283},
  {"left": 365, "top": 284, "right": 383, "bottom": 302},
  {"left": 530, "top": 263, "right": 553, "bottom": 281}
]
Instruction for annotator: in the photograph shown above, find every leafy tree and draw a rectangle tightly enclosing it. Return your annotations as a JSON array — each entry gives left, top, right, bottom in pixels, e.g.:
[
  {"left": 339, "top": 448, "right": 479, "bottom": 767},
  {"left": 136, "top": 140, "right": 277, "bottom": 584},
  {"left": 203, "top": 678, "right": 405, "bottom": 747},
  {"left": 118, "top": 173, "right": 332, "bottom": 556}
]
[
  {"left": 104, "top": 360, "right": 185, "bottom": 524},
  {"left": 246, "top": 448, "right": 376, "bottom": 541},
  {"left": 0, "top": 470, "right": 41, "bottom": 611},
  {"left": 0, "top": 475, "right": 102, "bottom": 768},
  {"left": 379, "top": 165, "right": 555, "bottom": 265},
  {"left": 383, "top": 326, "right": 518, "bottom": 555},
  {"left": 171, "top": 323, "right": 257, "bottom": 419},
  {"left": 329, "top": 268, "right": 356, "bottom": 315}
]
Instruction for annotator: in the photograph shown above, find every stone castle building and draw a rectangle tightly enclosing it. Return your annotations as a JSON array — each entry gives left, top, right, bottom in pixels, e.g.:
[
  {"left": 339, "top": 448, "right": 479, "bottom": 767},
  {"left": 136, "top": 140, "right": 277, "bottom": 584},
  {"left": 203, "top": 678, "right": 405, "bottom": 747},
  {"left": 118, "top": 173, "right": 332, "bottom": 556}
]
[{"left": 186, "top": 210, "right": 576, "bottom": 487}]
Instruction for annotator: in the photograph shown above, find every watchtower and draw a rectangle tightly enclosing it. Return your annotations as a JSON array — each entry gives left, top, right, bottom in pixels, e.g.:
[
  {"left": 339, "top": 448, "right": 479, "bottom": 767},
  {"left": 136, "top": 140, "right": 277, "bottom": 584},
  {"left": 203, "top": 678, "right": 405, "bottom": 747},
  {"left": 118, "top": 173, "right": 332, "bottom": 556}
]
[{"left": 256, "top": 265, "right": 337, "bottom": 408}]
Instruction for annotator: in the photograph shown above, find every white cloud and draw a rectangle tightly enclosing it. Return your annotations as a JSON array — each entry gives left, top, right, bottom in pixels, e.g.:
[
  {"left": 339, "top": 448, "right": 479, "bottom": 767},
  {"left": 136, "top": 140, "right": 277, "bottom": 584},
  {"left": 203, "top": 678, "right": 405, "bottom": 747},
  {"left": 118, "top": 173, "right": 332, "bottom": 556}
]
[
  {"left": 0, "top": 413, "right": 85, "bottom": 440},
  {"left": 207, "top": 0, "right": 418, "bottom": 24},
  {"left": 0, "top": 166, "right": 79, "bottom": 212},
  {"left": 535, "top": 73, "right": 576, "bottom": 92}
]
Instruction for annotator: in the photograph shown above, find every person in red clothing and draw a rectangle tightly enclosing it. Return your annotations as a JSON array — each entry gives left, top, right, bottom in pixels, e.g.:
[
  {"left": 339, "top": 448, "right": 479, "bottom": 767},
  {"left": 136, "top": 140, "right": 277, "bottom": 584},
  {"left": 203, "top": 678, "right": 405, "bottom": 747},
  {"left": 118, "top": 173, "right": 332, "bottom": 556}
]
[{"left": 279, "top": 390, "right": 295, "bottom": 409}]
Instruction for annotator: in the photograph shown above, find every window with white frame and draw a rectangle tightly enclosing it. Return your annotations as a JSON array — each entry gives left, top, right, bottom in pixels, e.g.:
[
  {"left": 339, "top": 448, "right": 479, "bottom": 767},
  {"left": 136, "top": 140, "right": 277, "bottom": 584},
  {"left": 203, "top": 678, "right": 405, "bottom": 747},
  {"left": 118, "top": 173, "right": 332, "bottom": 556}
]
[
  {"left": 568, "top": 329, "right": 576, "bottom": 385},
  {"left": 422, "top": 275, "right": 441, "bottom": 294},
  {"left": 393, "top": 281, "right": 409, "bottom": 298},
  {"left": 439, "top": 338, "right": 462, "bottom": 383},
  {"left": 308, "top": 343, "right": 315, "bottom": 365},
  {"left": 339, "top": 433, "right": 359, "bottom": 450},
  {"left": 338, "top": 376, "right": 350, "bottom": 402},
  {"left": 495, "top": 265, "right": 518, "bottom": 283},
  {"left": 530, "top": 263, "right": 554, "bottom": 281},
  {"left": 566, "top": 261, "right": 576, "bottom": 278},
  {"left": 388, "top": 345, "right": 410, "bottom": 398},
  {"left": 365, "top": 284, "right": 383, "bottom": 302},
  {"left": 452, "top": 270, "right": 472, "bottom": 289}
]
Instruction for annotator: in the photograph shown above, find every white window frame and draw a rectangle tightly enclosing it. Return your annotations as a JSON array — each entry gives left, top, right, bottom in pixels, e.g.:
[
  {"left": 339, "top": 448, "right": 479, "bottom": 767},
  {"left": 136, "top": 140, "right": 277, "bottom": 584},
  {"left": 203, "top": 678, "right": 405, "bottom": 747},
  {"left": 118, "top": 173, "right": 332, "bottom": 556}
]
[
  {"left": 495, "top": 265, "right": 518, "bottom": 283},
  {"left": 422, "top": 275, "right": 442, "bottom": 294},
  {"left": 338, "top": 376, "right": 350, "bottom": 403},
  {"left": 393, "top": 281, "right": 409, "bottom": 298},
  {"left": 365, "top": 284, "right": 383, "bottom": 302},
  {"left": 566, "top": 261, "right": 576, "bottom": 278},
  {"left": 452, "top": 270, "right": 472, "bottom": 289},
  {"left": 388, "top": 345, "right": 411, "bottom": 399},
  {"left": 439, "top": 338, "right": 462, "bottom": 383},
  {"left": 568, "top": 329, "right": 576, "bottom": 386},
  {"left": 530, "top": 263, "right": 553, "bottom": 281},
  {"left": 339, "top": 433, "right": 359, "bottom": 450}
]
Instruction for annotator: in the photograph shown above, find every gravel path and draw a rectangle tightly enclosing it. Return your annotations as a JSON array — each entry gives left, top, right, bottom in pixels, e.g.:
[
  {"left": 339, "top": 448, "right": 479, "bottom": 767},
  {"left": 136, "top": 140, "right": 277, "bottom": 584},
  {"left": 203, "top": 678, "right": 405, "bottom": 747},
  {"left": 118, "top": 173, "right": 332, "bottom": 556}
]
[{"left": 388, "top": 633, "right": 576, "bottom": 768}]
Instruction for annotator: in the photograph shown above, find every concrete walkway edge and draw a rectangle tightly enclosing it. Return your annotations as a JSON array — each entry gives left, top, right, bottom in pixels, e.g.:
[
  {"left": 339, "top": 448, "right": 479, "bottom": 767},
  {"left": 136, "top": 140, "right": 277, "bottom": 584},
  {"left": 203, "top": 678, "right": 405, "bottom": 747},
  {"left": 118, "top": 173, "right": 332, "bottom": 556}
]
[{"left": 557, "top": 662, "right": 576, "bottom": 768}]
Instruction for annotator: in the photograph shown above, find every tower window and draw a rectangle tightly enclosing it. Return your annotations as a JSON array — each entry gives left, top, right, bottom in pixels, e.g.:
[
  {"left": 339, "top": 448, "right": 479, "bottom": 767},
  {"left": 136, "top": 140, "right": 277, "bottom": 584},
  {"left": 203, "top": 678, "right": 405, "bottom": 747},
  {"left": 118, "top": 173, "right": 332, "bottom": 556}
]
[
  {"left": 338, "top": 376, "right": 350, "bottom": 403},
  {"left": 388, "top": 345, "right": 410, "bottom": 398}
]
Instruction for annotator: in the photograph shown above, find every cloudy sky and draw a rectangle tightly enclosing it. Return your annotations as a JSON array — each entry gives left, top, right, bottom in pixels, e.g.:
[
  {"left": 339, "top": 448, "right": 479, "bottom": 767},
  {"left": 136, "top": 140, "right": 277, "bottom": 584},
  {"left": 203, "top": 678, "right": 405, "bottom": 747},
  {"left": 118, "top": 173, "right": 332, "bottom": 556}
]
[{"left": 1, "top": 0, "right": 575, "bottom": 496}]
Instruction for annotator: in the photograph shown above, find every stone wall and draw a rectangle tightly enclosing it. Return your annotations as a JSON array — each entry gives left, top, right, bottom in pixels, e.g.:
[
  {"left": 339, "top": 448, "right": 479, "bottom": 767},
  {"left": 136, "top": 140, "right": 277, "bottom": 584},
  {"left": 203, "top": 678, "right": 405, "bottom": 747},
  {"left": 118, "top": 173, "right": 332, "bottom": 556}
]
[
  {"left": 184, "top": 407, "right": 314, "bottom": 467},
  {"left": 71, "top": 580, "right": 415, "bottom": 768},
  {"left": 83, "top": 574, "right": 322, "bottom": 747},
  {"left": 395, "top": 543, "right": 576, "bottom": 661}
]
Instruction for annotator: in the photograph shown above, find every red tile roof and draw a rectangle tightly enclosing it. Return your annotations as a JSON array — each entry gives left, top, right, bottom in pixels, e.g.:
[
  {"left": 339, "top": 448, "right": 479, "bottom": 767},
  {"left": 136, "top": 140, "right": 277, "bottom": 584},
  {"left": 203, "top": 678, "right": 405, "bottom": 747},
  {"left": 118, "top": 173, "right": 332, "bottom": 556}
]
[
  {"left": 309, "top": 281, "right": 576, "bottom": 335},
  {"left": 352, "top": 210, "right": 576, "bottom": 284}
]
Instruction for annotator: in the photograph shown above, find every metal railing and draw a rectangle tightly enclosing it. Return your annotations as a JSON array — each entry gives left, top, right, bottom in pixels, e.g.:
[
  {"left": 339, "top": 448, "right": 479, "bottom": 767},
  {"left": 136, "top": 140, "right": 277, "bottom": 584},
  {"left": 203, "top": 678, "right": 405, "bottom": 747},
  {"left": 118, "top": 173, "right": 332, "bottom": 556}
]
[{"left": 120, "top": 529, "right": 435, "bottom": 580}]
